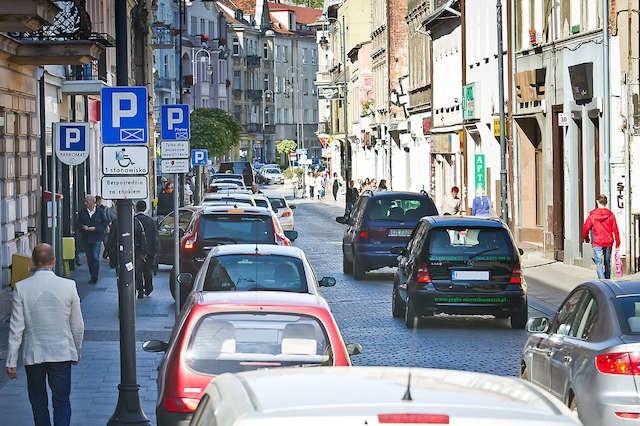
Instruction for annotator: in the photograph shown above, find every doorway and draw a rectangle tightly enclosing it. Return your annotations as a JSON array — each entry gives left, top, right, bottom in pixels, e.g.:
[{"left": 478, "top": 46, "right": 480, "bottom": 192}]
[{"left": 552, "top": 106, "right": 565, "bottom": 261}]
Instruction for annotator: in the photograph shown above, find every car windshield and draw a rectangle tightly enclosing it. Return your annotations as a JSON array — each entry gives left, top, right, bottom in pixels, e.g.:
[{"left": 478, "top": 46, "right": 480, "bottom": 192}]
[
  {"left": 269, "top": 197, "right": 287, "bottom": 209},
  {"left": 199, "top": 215, "right": 274, "bottom": 244},
  {"left": 427, "top": 227, "right": 515, "bottom": 259},
  {"left": 615, "top": 295, "right": 640, "bottom": 334},
  {"left": 254, "top": 199, "right": 269, "bottom": 208},
  {"left": 366, "top": 197, "right": 437, "bottom": 222},
  {"left": 186, "top": 313, "right": 331, "bottom": 375},
  {"left": 202, "top": 254, "right": 308, "bottom": 292}
]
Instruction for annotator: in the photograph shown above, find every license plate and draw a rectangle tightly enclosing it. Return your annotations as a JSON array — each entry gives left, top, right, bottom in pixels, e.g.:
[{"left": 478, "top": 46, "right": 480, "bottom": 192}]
[
  {"left": 451, "top": 270, "right": 490, "bottom": 280},
  {"left": 387, "top": 228, "right": 412, "bottom": 237}
]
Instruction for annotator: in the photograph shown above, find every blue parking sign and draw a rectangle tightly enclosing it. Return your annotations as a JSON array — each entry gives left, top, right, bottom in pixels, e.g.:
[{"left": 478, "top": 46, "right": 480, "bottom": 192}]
[
  {"left": 54, "top": 122, "right": 90, "bottom": 166},
  {"left": 161, "top": 105, "right": 190, "bottom": 141},
  {"left": 191, "top": 149, "right": 208, "bottom": 166},
  {"left": 101, "top": 87, "right": 148, "bottom": 144}
]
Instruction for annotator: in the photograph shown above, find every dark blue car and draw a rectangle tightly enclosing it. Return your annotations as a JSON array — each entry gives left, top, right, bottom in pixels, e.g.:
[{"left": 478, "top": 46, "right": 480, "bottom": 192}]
[{"left": 336, "top": 191, "right": 438, "bottom": 279}]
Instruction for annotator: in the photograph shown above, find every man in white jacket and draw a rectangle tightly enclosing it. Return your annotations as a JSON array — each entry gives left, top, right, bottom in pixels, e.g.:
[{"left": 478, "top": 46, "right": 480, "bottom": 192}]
[{"left": 5, "top": 243, "right": 84, "bottom": 426}]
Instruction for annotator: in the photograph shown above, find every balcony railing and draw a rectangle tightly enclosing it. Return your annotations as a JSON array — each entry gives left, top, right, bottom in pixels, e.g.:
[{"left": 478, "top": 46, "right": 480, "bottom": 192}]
[
  {"left": 246, "top": 54, "right": 261, "bottom": 67},
  {"left": 155, "top": 78, "right": 173, "bottom": 90},
  {"left": 244, "top": 123, "right": 261, "bottom": 133},
  {"left": 232, "top": 89, "right": 243, "bottom": 99},
  {"left": 246, "top": 89, "right": 262, "bottom": 101},
  {"left": 151, "top": 22, "right": 174, "bottom": 49}
]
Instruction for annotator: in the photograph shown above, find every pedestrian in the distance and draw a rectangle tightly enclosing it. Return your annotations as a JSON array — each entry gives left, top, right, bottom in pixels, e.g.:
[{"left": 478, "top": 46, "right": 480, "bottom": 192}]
[
  {"left": 78, "top": 195, "right": 108, "bottom": 283},
  {"left": 308, "top": 172, "right": 315, "bottom": 199},
  {"left": 6, "top": 243, "right": 84, "bottom": 426},
  {"left": 332, "top": 172, "right": 342, "bottom": 201},
  {"left": 377, "top": 179, "right": 388, "bottom": 192},
  {"left": 442, "top": 186, "right": 461, "bottom": 215},
  {"left": 346, "top": 180, "right": 359, "bottom": 216},
  {"left": 135, "top": 200, "right": 159, "bottom": 297},
  {"left": 582, "top": 194, "right": 621, "bottom": 279},
  {"left": 315, "top": 173, "right": 325, "bottom": 200},
  {"left": 471, "top": 188, "right": 491, "bottom": 217}
]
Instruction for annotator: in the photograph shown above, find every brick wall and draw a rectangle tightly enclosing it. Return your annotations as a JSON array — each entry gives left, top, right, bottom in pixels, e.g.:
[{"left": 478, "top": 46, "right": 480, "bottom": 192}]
[{"left": 388, "top": 0, "right": 408, "bottom": 121}]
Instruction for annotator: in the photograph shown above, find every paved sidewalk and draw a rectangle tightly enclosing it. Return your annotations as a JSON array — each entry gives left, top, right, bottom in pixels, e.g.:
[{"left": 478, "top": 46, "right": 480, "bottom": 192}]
[{"left": 0, "top": 256, "right": 174, "bottom": 425}]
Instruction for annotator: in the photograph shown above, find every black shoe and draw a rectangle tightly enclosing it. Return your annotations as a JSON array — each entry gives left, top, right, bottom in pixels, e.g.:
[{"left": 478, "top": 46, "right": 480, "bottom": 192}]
[
  {"left": 144, "top": 285, "right": 153, "bottom": 296},
  {"left": 89, "top": 277, "right": 98, "bottom": 284},
  {"left": 137, "top": 291, "right": 144, "bottom": 299}
]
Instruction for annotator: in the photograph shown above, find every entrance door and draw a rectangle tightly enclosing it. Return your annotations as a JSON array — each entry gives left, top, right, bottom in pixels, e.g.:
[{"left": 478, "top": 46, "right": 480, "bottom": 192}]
[{"left": 552, "top": 106, "right": 565, "bottom": 261}]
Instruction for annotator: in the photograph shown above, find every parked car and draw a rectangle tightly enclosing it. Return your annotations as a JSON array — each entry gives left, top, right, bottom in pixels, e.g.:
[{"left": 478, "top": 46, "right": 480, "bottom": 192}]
[
  {"left": 217, "top": 161, "right": 253, "bottom": 186},
  {"left": 143, "top": 292, "right": 359, "bottom": 426},
  {"left": 157, "top": 206, "right": 199, "bottom": 265},
  {"left": 190, "top": 366, "right": 580, "bottom": 426},
  {"left": 201, "top": 192, "right": 256, "bottom": 207},
  {"left": 391, "top": 216, "right": 527, "bottom": 329},
  {"left": 207, "top": 182, "right": 242, "bottom": 193},
  {"left": 171, "top": 205, "right": 298, "bottom": 303},
  {"left": 250, "top": 193, "right": 273, "bottom": 211},
  {"left": 210, "top": 173, "right": 243, "bottom": 182},
  {"left": 521, "top": 280, "right": 640, "bottom": 426},
  {"left": 336, "top": 191, "right": 438, "bottom": 279},
  {"left": 260, "top": 167, "right": 284, "bottom": 184},
  {"left": 267, "top": 194, "right": 295, "bottom": 231}
]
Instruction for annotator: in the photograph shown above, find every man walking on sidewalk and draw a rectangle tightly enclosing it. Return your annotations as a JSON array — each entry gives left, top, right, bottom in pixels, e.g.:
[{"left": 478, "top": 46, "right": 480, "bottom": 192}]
[
  {"left": 6, "top": 243, "right": 84, "bottom": 426},
  {"left": 78, "top": 195, "right": 108, "bottom": 283},
  {"left": 135, "top": 200, "right": 159, "bottom": 297},
  {"left": 583, "top": 194, "right": 621, "bottom": 279}
]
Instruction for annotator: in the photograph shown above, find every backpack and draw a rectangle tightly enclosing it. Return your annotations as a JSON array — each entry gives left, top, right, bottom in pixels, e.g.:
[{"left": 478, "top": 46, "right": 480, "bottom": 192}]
[{"left": 134, "top": 216, "right": 148, "bottom": 258}]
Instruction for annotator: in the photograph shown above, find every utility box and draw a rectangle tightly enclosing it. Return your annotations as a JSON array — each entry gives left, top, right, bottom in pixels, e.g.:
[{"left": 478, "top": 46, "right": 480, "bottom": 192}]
[
  {"left": 11, "top": 253, "right": 31, "bottom": 288},
  {"left": 62, "top": 237, "right": 75, "bottom": 260}
]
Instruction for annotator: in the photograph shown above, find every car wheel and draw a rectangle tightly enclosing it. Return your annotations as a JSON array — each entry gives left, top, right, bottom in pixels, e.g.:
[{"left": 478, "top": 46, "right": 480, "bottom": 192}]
[
  {"left": 353, "top": 254, "right": 365, "bottom": 280},
  {"left": 392, "top": 285, "right": 405, "bottom": 318},
  {"left": 568, "top": 394, "right": 579, "bottom": 419},
  {"left": 342, "top": 255, "right": 352, "bottom": 274},
  {"left": 404, "top": 296, "right": 418, "bottom": 328},
  {"left": 510, "top": 301, "right": 528, "bottom": 329}
]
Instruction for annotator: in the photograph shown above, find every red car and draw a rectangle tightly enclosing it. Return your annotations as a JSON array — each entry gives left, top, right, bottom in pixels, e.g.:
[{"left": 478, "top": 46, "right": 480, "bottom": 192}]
[{"left": 143, "top": 291, "right": 360, "bottom": 426}]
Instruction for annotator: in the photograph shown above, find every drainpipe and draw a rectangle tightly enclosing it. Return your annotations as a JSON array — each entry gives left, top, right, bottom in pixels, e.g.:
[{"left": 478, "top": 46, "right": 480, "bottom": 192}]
[{"left": 602, "top": 0, "right": 611, "bottom": 201}]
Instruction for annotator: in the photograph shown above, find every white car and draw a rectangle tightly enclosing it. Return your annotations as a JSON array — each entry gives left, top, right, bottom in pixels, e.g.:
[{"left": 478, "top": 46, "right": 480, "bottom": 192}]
[
  {"left": 190, "top": 367, "right": 582, "bottom": 426},
  {"left": 202, "top": 192, "right": 256, "bottom": 206},
  {"left": 251, "top": 193, "right": 273, "bottom": 211},
  {"left": 267, "top": 194, "right": 295, "bottom": 230},
  {"left": 260, "top": 167, "right": 284, "bottom": 184}
]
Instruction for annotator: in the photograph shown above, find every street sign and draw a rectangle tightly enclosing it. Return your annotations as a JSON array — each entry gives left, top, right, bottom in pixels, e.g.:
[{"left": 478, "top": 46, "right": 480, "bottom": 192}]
[
  {"left": 299, "top": 159, "right": 312, "bottom": 165},
  {"left": 101, "top": 87, "right": 148, "bottom": 144},
  {"left": 102, "top": 146, "right": 149, "bottom": 175},
  {"left": 54, "top": 122, "right": 89, "bottom": 166},
  {"left": 558, "top": 112, "right": 570, "bottom": 127},
  {"left": 493, "top": 117, "right": 500, "bottom": 137},
  {"left": 161, "top": 158, "right": 190, "bottom": 174},
  {"left": 317, "top": 86, "right": 341, "bottom": 100},
  {"left": 474, "top": 154, "right": 486, "bottom": 193},
  {"left": 101, "top": 176, "right": 149, "bottom": 199},
  {"left": 191, "top": 149, "right": 208, "bottom": 166},
  {"left": 296, "top": 148, "right": 307, "bottom": 156},
  {"left": 161, "top": 104, "right": 190, "bottom": 140},
  {"left": 289, "top": 151, "right": 297, "bottom": 160},
  {"left": 298, "top": 153, "right": 307, "bottom": 161},
  {"left": 161, "top": 141, "right": 190, "bottom": 158}
]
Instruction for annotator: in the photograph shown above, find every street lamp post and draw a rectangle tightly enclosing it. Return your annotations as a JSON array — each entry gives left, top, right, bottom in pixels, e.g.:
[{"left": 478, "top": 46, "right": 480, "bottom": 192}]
[
  {"left": 191, "top": 46, "right": 213, "bottom": 205},
  {"left": 262, "top": 89, "right": 273, "bottom": 164},
  {"left": 285, "top": 66, "right": 305, "bottom": 189}
]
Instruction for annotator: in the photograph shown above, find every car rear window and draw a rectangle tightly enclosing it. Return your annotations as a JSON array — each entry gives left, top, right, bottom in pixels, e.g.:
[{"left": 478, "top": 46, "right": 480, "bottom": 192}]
[
  {"left": 365, "top": 196, "right": 437, "bottom": 222},
  {"left": 199, "top": 214, "right": 274, "bottom": 244},
  {"left": 615, "top": 296, "right": 640, "bottom": 334},
  {"left": 186, "top": 313, "right": 331, "bottom": 375},
  {"left": 427, "top": 227, "right": 515, "bottom": 259},
  {"left": 268, "top": 198, "right": 286, "bottom": 209},
  {"left": 254, "top": 199, "right": 269, "bottom": 208},
  {"left": 202, "top": 255, "right": 308, "bottom": 292}
]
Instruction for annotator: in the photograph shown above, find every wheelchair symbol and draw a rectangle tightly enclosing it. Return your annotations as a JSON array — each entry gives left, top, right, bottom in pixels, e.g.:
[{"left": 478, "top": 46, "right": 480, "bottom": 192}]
[{"left": 116, "top": 148, "right": 135, "bottom": 167}]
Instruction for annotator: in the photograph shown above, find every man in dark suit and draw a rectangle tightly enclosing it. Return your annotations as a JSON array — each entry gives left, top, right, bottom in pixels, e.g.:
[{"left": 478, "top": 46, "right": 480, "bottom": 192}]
[
  {"left": 78, "top": 195, "right": 108, "bottom": 283},
  {"left": 134, "top": 200, "right": 159, "bottom": 297}
]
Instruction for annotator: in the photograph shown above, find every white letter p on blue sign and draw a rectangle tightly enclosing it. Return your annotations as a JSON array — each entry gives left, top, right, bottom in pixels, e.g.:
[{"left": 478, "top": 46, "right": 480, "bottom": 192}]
[{"left": 65, "top": 128, "right": 81, "bottom": 149}]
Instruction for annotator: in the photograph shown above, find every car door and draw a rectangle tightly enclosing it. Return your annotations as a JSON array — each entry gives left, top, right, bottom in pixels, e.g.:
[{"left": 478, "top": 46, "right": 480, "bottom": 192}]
[
  {"left": 531, "top": 289, "right": 586, "bottom": 392},
  {"left": 343, "top": 197, "right": 367, "bottom": 262},
  {"left": 549, "top": 290, "right": 598, "bottom": 400},
  {"left": 157, "top": 212, "right": 176, "bottom": 263}
]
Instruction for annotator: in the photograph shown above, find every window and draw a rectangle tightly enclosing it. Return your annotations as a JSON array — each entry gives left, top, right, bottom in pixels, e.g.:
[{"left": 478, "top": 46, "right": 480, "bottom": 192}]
[
  {"left": 302, "top": 48, "right": 308, "bottom": 64},
  {"left": 276, "top": 108, "right": 282, "bottom": 123},
  {"left": 218, "top": 99, "right": 227, "bottom": 111},
  {"left": 616, "top": 296, "right": 640, "bottom": 334},
  {"left": 163, "top": 54, "right": 169, "bottom": 76},
  {"left": 232, "top": 37, "right": 240, "bottom": 55},
  {"left": 303, "top": 78, "right": 309, "bottom": 95},
  {"left": 264, "top": 73, "right": 270, "bottom": 91},
  {"left": 208, "top": 20, "right": 215, "bottom": 40},
  {"left": 263, "top": 42, "right": 269, "bottom": 59},
  {"left": 233, "top": 106, "right": 242, "bottom": 122},
  {"left": 274, "top": 76, "right": 281, "bottom": 93},
  {"left": 265, "top": 107, "right": 270, "bottom": 125},
  {"left": 550, "top": 290, "right": 586, "bottom": 336},
  {"left": 304, "top": 109, "right": 309, "bottom": 122},
  {"left": 191, "top": 17, "right": 197, "bottom": 35},
  {"left": 233, "top": 71, "right": 241, "bottom": 89},
  {"left": 200, "top": 18, "right": 206, "bottom": 36},
  {"left": 311, "top": 48, "right": 317, "bottom": 65},
  {"left": 283, "top": 46, "right": 289, "bottom": 62},
  {"left": 574, "top": 293, "right": 598, "bottom": 340},
  {"left": 218, "top": 60, "right": 226, "bottom": 83}
]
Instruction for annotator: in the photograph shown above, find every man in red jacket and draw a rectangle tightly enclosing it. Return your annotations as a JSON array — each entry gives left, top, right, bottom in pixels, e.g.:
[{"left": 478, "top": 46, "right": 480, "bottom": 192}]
[{"left": 582, "top": 194, "right": 621, "bottom": 279}]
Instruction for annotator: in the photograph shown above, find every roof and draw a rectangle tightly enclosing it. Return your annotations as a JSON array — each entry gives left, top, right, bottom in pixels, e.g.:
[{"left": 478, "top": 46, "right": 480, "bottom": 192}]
[
  {"left": 195, "top": 291, "right": 328, "bottom": 309},
  {"left": 233, "top": 0, "right": 256, "bottom": 15},
  {"left": 215, "top": 366, "right": 573, "bottom": 420},
  {"left": 207, "top": 243, "right": 304, "bottom": 258},
  {"left": 425, "top": 216, "right": 508, "bottom": 228},
  {"left": 267, "top": 1, "right": 322, "bottom": 25}
]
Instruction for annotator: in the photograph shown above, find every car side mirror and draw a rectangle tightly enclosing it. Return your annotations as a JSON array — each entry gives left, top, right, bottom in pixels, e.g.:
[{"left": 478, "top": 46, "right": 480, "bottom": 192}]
[
  {"left": 284, "top": 230, "right": 298, "bottom": 241},
  {"left": 177, "top": 273, "right": 193, "bottom": 285},
  {"left": 390, "top": 246, "right": 406, "bottom": 255},
  {"left": 273, "top": 208, "right": 279, "bottom": 213},
  {"left": 526, "top": 317, "right": 550, "bottom": 333},
  {"left": 290, "top": 204, "right": 296, "bottom": 209},
  {"left": 319, "top": 276, "right": 336, "bottom": 287},
  {"left": 346, "top": 343, "right": 362, "bottom": 356},
  {"left": 518, "top": 248, "right": 524, "bottom": 255},
  {"left": 336, "top": 216, "right": 347, "bottom": 224},
  {"left": 142, "top": 340, "right": 168, "bottom": 352}
]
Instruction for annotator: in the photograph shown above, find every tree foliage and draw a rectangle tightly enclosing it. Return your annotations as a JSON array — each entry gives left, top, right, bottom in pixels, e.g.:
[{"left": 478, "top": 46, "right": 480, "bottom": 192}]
[
  {"left": 190, "top": 108, "right": 242, "bottom": 157},
  {"left": 276, "top": 139, "right": 297, "bottom": 156},
  {"left": 291, "top": 0, "right": 323, "bottom": 8}
]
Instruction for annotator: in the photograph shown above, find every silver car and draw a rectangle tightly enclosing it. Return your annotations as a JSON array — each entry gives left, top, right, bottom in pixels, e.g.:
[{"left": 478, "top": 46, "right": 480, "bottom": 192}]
[{"left": 521, "top": 280, "right": 640, "bottom": 426}]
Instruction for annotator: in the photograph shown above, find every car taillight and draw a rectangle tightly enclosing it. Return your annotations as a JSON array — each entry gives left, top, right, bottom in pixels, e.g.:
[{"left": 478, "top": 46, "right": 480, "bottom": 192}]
[
  {"left": 378, "top": 413, "right": 449, "bottom": 424},
  {"left": 416, "top": 262, "right": 431, "bottom": 285},
  {"left": 183, "top": 233, "right": 197, "bottom": 250},
  {"left": 358, "top": 230, "right": 369, "bottom": 240},
  {"left": 162, "top": 396, "right": 200, "bottom": 413},
  {"left": 280, "top": 210, "right": 291, "bottom": 218},
  {"left": 596, "top": 352, "right": 640, "bottom": 375},
  {"left": 509, "top": 263, "right": 522, "bottom": 285},
  {"left": 616, "top": 412, "right": 640, "bottom": 419}
]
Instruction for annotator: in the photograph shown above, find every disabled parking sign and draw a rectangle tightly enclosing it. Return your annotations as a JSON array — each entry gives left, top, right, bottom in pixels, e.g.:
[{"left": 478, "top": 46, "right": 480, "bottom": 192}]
[{"left": 101, "top": 87, "right": 148, "bottom": 144}]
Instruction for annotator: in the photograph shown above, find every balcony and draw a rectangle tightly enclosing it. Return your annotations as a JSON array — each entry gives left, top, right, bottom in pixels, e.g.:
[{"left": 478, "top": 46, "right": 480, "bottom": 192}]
[
  {"left": 246, "top": 89, "right": 262, "bottom": 101},
  {"left": 0, "top": 0, "right": 60, "bottom": 32},
  {"left": 232, "top": 89, "right": 243, "bottom": 99},
  {"left": 8, "top": 0, "right": 113, "bottom": 65},
  {"left": 155, "top": 78, "right": 173, "bottom": 91},
  {"left": 151, "top": 22, "right": 174, "bottom": 49},
  {"left": 317, "top": 121, "right": 331, "bottom": 134},
  {"left": 246, "top": 54, "right": 260, "bottom": 67},
  {"left": 315, "top": 71, "right": 332, "bottom": 86},
  {"left": 244, "top": 123, "right": 261, "bottom": 133}
]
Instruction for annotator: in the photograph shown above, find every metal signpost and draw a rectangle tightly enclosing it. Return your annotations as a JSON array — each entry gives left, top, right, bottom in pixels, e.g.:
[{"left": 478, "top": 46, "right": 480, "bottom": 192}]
[
  {"left": 160, "top": 104, "right": 190, "bottom": 320},
  {"left": 191, "top": 150, "right": 208, "bottom": 204},
  {"left": 106, "top": 2, "right": 150, "bottom": 424}
]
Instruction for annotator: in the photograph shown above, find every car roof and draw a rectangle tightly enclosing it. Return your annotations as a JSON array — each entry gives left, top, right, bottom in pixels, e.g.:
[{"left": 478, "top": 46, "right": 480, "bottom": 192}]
[
  {"left": 203, "top": 192, "right": 254, "bottom": 200},
  {"left": 266, "top": 193, "right": 286, "bottom": 199},
  {"left": 366, "top": 191, "right": 431, "bottom": 198},
  {"left": 194, "top": 291, "right": 328, "bottom": 309},
  {"left": 207, "top": 244, "right": 304, "bottom": 258},
  {"left": 596, "top": 280, "right": 640, "bottom": 297},
  {"left": 212, "top": 366, "right": 573, "bottom": 420},
  {"left": 199, "top": 205, "right": 271, "bottom": 215},
  {"left": 424, "top": 216, "right": 508, "bottom": 228}
]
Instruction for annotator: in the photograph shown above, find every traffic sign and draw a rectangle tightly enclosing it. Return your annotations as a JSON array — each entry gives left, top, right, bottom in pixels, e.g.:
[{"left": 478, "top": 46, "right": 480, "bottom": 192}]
[
  {"left": 101, "top": 87, "right": 148, "bottom": 144},
  {"left": 296, "top": 148, "right": 307, "bottom": 156},
  {"left": 191, "top": 149, "right": 208, "bottom": 166},
  {"left": 102, "top": 146, "right": 149, "bottom": 175},
  {"left": 161, "top": 159, "right": 190, "bottom": 174},
  {"left": 299, "top": 159, "right": 312, "bottom": 165},
  {"left": 101, "top": 176, "right": 148, "bottom": 199},
  {"left": 289, "top": 151, "right": 297, "bottom": 160},
  {"left": 161, "top": 104, "right": 190, "bottom": 140},
  {"left": 161, "top": 141, "right": 190, "bottom": 159},
  {"left": 558, "top": 112, "right": 570, "bottom": 127},
  {"left": 54, "top": 122, "right": 89, "bottom": 166}
]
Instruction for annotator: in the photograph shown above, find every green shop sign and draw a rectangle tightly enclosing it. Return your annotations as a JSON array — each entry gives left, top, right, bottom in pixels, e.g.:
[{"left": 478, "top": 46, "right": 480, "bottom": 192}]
[{"left": 474, "top": 154, "right": 486, "bottom": 193}]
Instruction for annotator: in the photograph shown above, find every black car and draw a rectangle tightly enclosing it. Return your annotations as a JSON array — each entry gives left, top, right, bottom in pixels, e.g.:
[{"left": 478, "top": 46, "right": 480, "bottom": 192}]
[
  {"left": 217, "top": 161, "right": 253, "bottom": 186},
  {"left": 336, "top": 191, "right": 438, "bottom": 280},
  {"left": 171, "top": 205, "right": 298, "bottom": 305},
  {"left": 391, "top": 216, "right": 527, "bottom": 329},
  {"left": 156, "top": 206, "right": 199, "bottom": 265}
]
